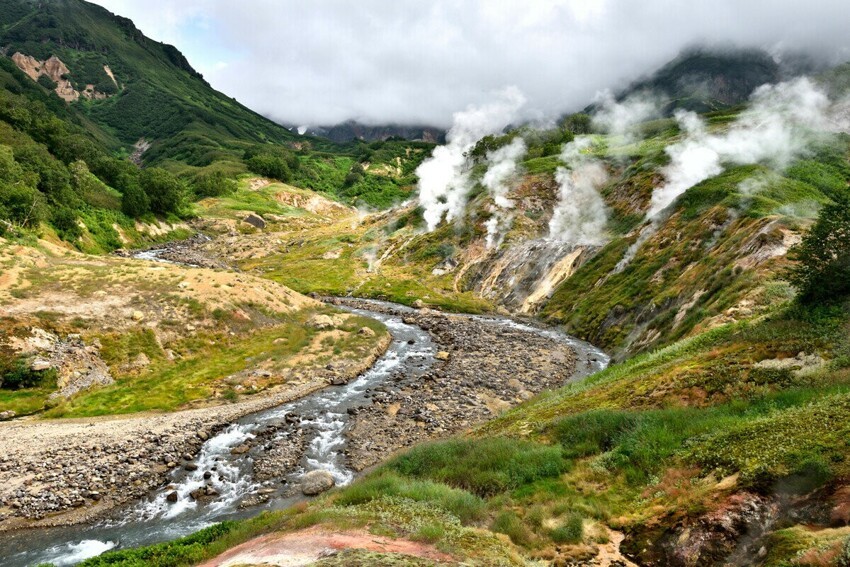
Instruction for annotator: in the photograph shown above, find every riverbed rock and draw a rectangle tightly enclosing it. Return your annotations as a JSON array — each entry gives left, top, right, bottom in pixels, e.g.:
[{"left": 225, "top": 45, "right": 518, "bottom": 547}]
[
  {"left": 435, "top": 351, "right": 450, "bottom": 361},
  {"left": 166, "top": 491, "right": 179, "bottom": 503},
  {"left": 301, "top": 470, "right": 335, "bottom": 495},
  {"left": 230, "top": 444, "right": 250, "bottom": 455}
]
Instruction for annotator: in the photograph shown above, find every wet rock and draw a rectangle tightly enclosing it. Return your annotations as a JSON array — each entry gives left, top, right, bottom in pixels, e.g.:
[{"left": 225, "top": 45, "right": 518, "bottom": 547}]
[
  {"left": 230, "top": 444, "right": 250, "bottom": 455},
  {"left": 166, "top": 491, "right": 179, "bottom": 503},
  {"left": 301, "top": 470, "right": 335, "bottom": 496},
  {"left": 184, "top": 463, "right": 198, "bottom": 472}
]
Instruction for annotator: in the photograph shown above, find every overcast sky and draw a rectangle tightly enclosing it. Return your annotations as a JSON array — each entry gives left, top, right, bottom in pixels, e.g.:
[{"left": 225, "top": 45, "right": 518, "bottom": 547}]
[{"left": 90, "top": 0, "right": 850, "bottom": 128}]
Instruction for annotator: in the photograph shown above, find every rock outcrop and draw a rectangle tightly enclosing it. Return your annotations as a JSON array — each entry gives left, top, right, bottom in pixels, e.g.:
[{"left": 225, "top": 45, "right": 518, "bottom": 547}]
[{"left": 11, "top": 52, "right": 115, "bottom": 102}]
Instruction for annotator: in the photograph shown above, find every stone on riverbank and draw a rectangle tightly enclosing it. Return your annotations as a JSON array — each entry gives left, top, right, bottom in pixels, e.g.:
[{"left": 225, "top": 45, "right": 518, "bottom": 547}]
[{"left": 301, "top": 470, "right": 335, "bottom": 495}]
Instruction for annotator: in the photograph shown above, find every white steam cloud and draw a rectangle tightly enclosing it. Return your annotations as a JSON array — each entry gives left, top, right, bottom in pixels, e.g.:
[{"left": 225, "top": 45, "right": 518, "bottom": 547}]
[
  {"left": 417, "top": 87, "right": 526, "bottom": 232},
  {"left": 482, "top": 137, "right": 527, "bottom": 248},
  {"left": 649, "top": 77, "right": 836, "bottom": 219},
  {"left": 548, "top": 137, "right": 610, "bottom": 245},
  {"left": 617, "top": 77, "right": 846, "bottom": 272},
  {"left": 592, "top": 91, "right": 661, "bottom": 140}
]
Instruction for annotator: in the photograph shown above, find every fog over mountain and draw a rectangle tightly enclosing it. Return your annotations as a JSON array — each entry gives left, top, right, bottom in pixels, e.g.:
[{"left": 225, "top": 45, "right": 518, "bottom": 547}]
[{"left": 89, "top": 0, "right": 850, "bottom": 128}]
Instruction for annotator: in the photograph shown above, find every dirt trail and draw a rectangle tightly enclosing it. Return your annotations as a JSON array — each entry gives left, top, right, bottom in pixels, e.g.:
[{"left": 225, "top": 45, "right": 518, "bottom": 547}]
[{"left": 197, "top": 526, "right": 455, "bottom": 567}]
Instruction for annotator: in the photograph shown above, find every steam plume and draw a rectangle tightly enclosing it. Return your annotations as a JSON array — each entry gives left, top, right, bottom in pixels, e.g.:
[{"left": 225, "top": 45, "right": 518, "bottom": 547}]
[
  {"left": 650, "top": 77, "right": 835, "bottom": 219},
  {"left": 548, "top": 137, "right": 610, "bottom": 245},
  {"left": 417, "top": 87, "right": 526, "bottom": 231},
  {"left": 482, "top": 137, "right": 527, "bottom": 248},
  {"left": 617, "top": 77, "right": 845, "bottom": 271},
  {"left": 592, "top": 90, "right": 661, "bottom": 140}
]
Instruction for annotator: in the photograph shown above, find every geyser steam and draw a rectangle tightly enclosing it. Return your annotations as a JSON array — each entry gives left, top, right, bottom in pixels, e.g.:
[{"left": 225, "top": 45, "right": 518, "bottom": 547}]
[
  {"left": 617, "top": 77, "right": 845, "bottom": 271},
  {"left": 482, "top": 137, "right": 527, "bottom": 248},
  {"left": 548, "top": 137, "right": 609, "bottom": 245},
  {"left": 417, "top": 87, "right": 526, "bottom": 231},
  {"left": 650, "top": 77, "right": 835, "bottom": 219}
]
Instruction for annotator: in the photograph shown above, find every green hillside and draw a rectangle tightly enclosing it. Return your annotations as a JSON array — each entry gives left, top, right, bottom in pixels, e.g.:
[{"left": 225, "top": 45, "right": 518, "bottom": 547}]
[{"left": 0, "top": 0, "right": 314, "bottom": 166}]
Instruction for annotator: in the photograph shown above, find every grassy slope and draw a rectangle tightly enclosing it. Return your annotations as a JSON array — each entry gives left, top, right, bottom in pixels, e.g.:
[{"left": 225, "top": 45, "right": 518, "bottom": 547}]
[
  {"left": 0, "top": 0, "right": 319, "bottom": 166},
  {"left": 88, "top": 108, "right": 850, "bottom": 564},
  {"left": 0, "top": 237, "right": 389, "bottom": 417}
]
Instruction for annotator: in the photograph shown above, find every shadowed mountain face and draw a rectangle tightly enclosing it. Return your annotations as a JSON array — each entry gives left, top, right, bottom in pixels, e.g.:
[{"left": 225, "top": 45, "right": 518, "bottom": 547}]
[
  {"left": 295, "top": 120, "right": 446, "bottom": 144},
  {"left": 618, "top": 48, "right": 798, "bottom": 114}
]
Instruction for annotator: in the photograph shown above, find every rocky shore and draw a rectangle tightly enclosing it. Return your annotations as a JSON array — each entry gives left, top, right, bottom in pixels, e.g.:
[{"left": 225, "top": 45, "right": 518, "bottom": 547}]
[
  {"left": 0, "top": 333, "right": 390, "bottom": 531},
  {"left": 114, "top": 233, "right": 230, "bottom": 270},
  {"left": 327, "top": 298, "right": 579, "bottom": 471}
]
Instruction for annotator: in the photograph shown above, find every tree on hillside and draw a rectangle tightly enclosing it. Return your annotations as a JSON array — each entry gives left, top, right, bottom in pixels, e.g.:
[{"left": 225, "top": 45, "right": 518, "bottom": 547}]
[
  {"left": 139, "top": 168, "right": 186, "bottom": 215},
  {"left": 789, "top": 194, "right": 850, "bottom": 303}
]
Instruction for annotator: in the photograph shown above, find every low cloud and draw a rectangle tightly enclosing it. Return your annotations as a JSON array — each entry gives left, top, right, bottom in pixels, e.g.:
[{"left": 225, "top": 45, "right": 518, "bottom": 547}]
[{"left": 92, "top": 0, "right": 850, "bottom": 128}]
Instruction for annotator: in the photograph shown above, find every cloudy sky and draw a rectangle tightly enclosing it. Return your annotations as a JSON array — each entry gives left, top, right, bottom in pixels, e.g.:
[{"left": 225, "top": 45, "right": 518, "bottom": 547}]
[{"left": 90, "top": 0, "right": 850, "bottom": 128}]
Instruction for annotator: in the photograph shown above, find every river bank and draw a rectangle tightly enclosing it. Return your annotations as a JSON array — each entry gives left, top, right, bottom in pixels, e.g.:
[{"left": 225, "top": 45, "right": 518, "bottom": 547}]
[
  {"left": 0, "top": 333, "right": 391, "bottom": 532},
  {"left": 328, "top": 298, "right": 606, "bottom": 471}
]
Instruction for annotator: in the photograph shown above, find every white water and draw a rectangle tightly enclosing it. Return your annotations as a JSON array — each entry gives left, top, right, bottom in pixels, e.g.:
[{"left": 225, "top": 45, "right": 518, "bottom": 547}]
[
  {"left": 38, "top": 540, "right": 117, "bottom": 567},
  {"left": 3, "top": 302, "right": 607, "bottom": 567}
]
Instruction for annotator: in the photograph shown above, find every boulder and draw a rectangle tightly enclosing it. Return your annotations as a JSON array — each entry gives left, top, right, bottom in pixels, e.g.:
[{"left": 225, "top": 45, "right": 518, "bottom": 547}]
[
  {"left": 131, "top": 353, "right": 151, "bottom": 369},
  {"left": 243, "top": 213, "right": 266, "bottom": 229},
  {"left": 307, "top": 314, "right": 334, "bottom": 330},
  {"left": 436, "top": 351, "right": 450, "bottom": 361},
  {"left": 0, "top": 410, "right": 16, "bottom": 421},
  {"left": 131, "top": 310, "right": 144, "bottom": 322},
  {"left": 301, "top": 470, "right": 335, "bottom": 496},
  {"left": 30, "top": 359, "right": 52, "bottom": 372},
  {"left": 231, "top": 444, "right": 250, "bottom": 455},
  {"left": 413, "top": 299, "right": 425, "bottom": 309},
  {"left": 357, "top": 327, "right": 376, "bottom": 337},
  {"left": 166, "top": 491, "right": 179, "bottom": 503}
]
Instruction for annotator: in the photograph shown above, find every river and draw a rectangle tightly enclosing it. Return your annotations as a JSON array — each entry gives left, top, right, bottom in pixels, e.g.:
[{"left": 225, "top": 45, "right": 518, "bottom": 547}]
[{"left": 2, "top": 300, "right": 607, "bottom": 566}]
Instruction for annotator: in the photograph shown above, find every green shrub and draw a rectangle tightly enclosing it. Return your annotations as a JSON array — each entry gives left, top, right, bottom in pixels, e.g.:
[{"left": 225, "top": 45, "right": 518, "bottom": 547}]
[
  {"left": 388, "top": 438, "right": 567, "bottom": 497},
  {"left": 491, "top": 511, "right": 533, "bottom": 546},
  {"left": 555, "top": 410, "right": 641, "bottom": 458},
  {"left": 788, "top": 193, "right": 850, "bottom": 303},
  {"left": 139, "top": 168, "right": 186, "bottom": 215},
  {"left": 192, "top": 171, "right": 236, "bottom": 197},
  {"left": 550, "top": 513, "right": 584, "bottom": 544},
  {"left": 37, "top": 74, "right": 57, "bottom": 91},
  {"left": 0, "top": 357, "right": 55, "bottom": 390},
  {"left": 0, "top": 182, "right": 47, "bottom": 226},
  {"left": 120, "top": 181, "right": 150, "bottom": 217},
  {"left": 51, "top": 206, "right": 82, "bottom": 241},
  {"left": 335, "top": 471, "right": 485, "bottom": 524}
]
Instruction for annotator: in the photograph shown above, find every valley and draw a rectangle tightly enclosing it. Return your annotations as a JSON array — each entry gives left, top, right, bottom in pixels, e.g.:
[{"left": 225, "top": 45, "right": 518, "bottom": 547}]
[{"left": 1, "top": 1, "right": 850, "bottom": 566}]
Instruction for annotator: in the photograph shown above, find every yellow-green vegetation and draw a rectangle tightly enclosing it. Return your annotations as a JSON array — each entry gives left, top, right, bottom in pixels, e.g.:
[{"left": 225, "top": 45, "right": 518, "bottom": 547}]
[
  {"left": 0, "top": 237, "right": 389, "bottom": 417},
  {"left": 44, "top": 311, "right": 384, "bottom": 417},
  {"left": 200, "top": 181, "right": 493, "bottom": 313}
]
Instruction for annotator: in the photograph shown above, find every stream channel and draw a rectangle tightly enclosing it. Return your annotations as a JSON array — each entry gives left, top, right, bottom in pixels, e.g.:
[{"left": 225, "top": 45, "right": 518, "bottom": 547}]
[{"left": 4, "top": 298, "right": 607, "bottom": 567}]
